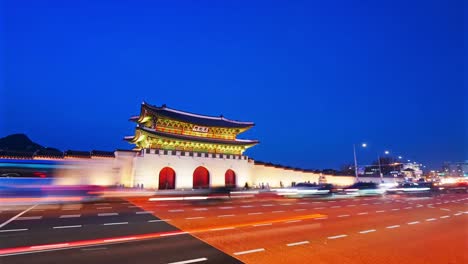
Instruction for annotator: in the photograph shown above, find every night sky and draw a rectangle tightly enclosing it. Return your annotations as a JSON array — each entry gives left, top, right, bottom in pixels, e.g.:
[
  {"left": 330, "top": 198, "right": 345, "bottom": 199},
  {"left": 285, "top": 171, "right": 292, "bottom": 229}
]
[{"left": 1, "top": 0, "right": 465, "bottom": 170}]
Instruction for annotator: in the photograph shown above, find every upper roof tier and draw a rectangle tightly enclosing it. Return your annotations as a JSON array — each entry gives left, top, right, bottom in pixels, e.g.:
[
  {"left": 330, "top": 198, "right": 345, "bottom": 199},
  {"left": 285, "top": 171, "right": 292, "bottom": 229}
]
[{"left": 137, "top": 102, "right": 255, "bottom": 129}]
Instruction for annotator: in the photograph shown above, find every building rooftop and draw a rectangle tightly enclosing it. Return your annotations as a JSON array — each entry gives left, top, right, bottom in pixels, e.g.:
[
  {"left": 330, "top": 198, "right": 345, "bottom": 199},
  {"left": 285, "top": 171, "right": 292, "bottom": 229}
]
[{"left": 141, "top": 102, "right": 254, "bottom": 128}]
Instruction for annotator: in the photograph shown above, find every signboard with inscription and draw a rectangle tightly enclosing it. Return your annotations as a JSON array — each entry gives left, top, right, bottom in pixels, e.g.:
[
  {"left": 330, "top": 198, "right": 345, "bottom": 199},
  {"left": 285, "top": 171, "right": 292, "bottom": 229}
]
[{"left": 192, "top": 126, "right": 209, "bottom": 133}]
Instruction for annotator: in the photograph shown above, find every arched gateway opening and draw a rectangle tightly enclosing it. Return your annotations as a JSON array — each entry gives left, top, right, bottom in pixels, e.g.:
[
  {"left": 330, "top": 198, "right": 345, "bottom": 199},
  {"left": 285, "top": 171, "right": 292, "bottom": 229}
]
[
  {"left": 159, "top": 167, "right": 176, "bottom": 190},
  {"left": 225, "top": 169, "right": 236, "bottom": 187},
  {"left": 193, "top": 166, "right": 210, "bottom": 189}
]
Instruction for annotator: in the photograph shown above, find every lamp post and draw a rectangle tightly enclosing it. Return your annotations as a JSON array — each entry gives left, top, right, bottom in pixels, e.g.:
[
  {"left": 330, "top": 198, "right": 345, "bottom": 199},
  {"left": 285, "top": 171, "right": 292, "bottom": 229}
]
[{"left": 353, "top": 143, "right": 366, "bottom": 182}]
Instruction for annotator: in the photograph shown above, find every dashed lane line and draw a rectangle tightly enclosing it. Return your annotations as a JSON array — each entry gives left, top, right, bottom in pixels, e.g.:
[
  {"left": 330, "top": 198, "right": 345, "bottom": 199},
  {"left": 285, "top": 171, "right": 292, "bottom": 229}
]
[
  {"left": 286, "top": 241, "right": 309, "bottom": 247},
  {"left": 407, "top": 221, "right": 420, "bottom": 225},
  {"left": 210, "top": 227, "right": 235, "bottom": 231},
  {"left": 16, "top": 216, "right": 42, "bottom": 220},
  {"left": 98, "top": 213, "right": 118, "bottom": 217},
  {"left": 0, "top": 204, "right": 37, "bottom": 229},
  {"left": 186, "top": 217, "right": 205, "bottom": 220},
  {"left": 357, "top": 212, "right": 368, "bottom": 215},
  {"left": 136, "top": 211, "right": 154, "bottom": 214},
  {"left": 338, "top": 214, "right": 350, "bottom": 218},
  {"left": 103, "top": 222, "right": 128, "bottom": 226},
  {"left": 167, "top": 257, "right": 208, "bottom": 264},
  {"left": 425, "top": 218, "right": 437, "bottom": 222},
  {"left": 148, "top": 219, "right": 170, "bottom": 223},
  {"left": 217, "top": 214, "right": 235, "bottom": 218},
  {"left": 97, "top": 207, "right": 112, "bottom": 210},
  {"left": 440, "top": 215, "right": 450, "bottom": 219},
  {"left": 376, "top": 210, "right": 385, "bottom": 213},
  {"left": 193, "top": 208, "right": 208, "bottom": 211},
  {"left": 327, "top": 234, "right": 347, "bottom": 240},
  {"left": 248, "top": 212, "right": 263, "bottom": 215},
  {"left": 59, "top": 214, "right": 81, "bottom": 218},
  {"left": 386, "top": 225, "right": 400, "bottom": 229},
  {"left": 53, "top": 225, "right": 82, "bottom": 229},
  {"left": 359, "top": 229, "right": 376, "bottom": 234},
  {"left": 272, "top": 210, "right": 285, "bottom": 213},
  {"left": 233, "top": 248, "right": 265, "bottom": 255},
  {"left": 0, "top": 228, "right": 28, "bottom": 233},
  {"left": 168, "top": 209, "right": 184, "bottom": 213}
]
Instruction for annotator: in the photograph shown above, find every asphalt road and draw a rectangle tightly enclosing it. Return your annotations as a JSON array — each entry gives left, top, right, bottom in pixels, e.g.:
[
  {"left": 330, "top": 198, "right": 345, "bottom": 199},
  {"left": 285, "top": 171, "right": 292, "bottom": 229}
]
[{"left": 1, "top": 193, "right": 467, "bottom": 264}]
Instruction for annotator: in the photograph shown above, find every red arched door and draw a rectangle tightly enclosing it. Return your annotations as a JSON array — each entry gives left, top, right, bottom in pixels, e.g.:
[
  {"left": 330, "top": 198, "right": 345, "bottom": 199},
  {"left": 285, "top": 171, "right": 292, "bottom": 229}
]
[
  {"left": 193, "top": 166, "right": 209, "bottom": 189},
  {"left": 159, "top": 167, "right": 175, "bottom": 190},
  {"left": 225, "top": 169, "right": 236, "bottom": 187}
]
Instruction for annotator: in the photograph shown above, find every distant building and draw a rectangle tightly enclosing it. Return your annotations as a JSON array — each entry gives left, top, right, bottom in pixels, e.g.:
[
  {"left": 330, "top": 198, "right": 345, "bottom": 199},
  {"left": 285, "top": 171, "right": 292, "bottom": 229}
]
[{"left": 441, "top": 161, "right": 468, "bottom": 177}]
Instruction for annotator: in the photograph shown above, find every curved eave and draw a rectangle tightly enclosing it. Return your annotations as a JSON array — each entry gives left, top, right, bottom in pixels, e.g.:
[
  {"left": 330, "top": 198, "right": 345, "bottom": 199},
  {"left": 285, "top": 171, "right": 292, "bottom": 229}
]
[
  {"left": 141, "top": 103, "right": 254, "bottom": 129},
  {"left": 137, "top": 127, "right": 258, "bottom": 147}
]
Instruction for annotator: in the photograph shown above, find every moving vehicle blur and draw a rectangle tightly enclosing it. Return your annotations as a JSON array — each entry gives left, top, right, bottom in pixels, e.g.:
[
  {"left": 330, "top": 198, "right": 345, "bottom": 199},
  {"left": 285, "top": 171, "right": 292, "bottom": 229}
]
[{"left": 336, "top": 182, "right": 385, "bottom": 196}]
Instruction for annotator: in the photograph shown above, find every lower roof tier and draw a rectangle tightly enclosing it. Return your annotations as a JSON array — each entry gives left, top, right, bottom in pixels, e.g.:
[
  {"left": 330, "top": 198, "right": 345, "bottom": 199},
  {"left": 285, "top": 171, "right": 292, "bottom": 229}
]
[{"left": 125, "top": 127, "right": 258, "bottom": 155}]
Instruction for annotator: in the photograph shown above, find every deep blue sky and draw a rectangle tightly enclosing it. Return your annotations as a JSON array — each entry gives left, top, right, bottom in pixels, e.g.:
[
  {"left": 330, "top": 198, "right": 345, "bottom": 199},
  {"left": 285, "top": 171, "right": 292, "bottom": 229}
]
[{"left": 1, "top": 0, "right": 466, "bottom": 170}]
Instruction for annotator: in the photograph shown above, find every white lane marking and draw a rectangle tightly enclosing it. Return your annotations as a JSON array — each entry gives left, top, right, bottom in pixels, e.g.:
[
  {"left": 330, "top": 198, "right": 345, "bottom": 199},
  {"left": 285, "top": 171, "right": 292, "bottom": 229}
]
[
  {"left": 59, "top": 214, "right": 81, "bottom": 218},
  {"left": 315, "top": 217, "right": 328, "bottom": 220},
  {"left": 136, "top": 211, "right": 154, "bottom": 214},
  {"left": 233, "top": 248, "right": 265, "bottom": 255},
  {"left": 391, "top": 208, "right": 400, "bottom": 211},
  {"left": 16, "top": 216, "right": 42, "bottom": 220},
  {"left": 103, "top": 222, "right": 128, "bottom": 226},
  {"left": 426, "top": 218, "right": 437, "bottom": 222},
  {"left": 0, "top": 204, "right": 37, "bottom": 229},
  {"left": 53, "top": 225, "right": 82, "bottom": 229},
  {"left": 168, "top": 209, "right": 184, "bottom": 212},
  {"left": 262, "top": 204, "right": 274, "bottom": 207},
  {"left": 386, "top": 225, "right": 400, "bottom": 229},
  {"left": 210, "top": 227, "right": 235, "bottom": 231},
  {"left": 272, "top": 210, "right": 285, "bottom": 213},
  {"left": 404, "top": 207, "right": 412, "bottom": 210},
  {"left": 97, "top": 207, "right": 112, "bottom": 210},
  {"left": 253, "top": 223, "right": 272, "bottom": 227},
  {"left": 217, "top": 214, "right": 235, "bottom": 217},
  {"left": 328, "top": 201, "right": 336, "bottom": 203},
  {"left": 328, "top": 234, "right": 347, "bottom": 239},
  {"left": 361, "top": 203, "right": 369, "bottom": 206},
  {"left": 81, "top": 247, "right": 107, "bottom": 251},
  {"left": 440, "top": 208, "right": 451, "bottom": 211},
  {"left": 408, "top": 221, "right": 420, "bottom": 225},
  {"left": 287, "top": 241, "right": 309, "bottom": 247},
  {"left": 248, "top": 212, "right": 262, "bottom": 215},
  {"left": 186, "top": 217, "right": 205, "bottom": 220},
  {"left": 98, "top": 213, "right": 118, "bottom": 216},
  {"left": 347, "top": 205, "right": 356, "bottom": 207},
  {"left": 376, "top": 210, "right": 385, "bottom": 213},
  {"left": 330, "top": 206, "right": 341, "bottom": 208},
  {"left": 416, "top": 204, "right": 423, "bottom": 208},
  {"left": 453, "top": 213, "right": 462, "bottom": 216},
  {"left": 359, "top": 229, "right": 376, "bottom": 234},
  {"left": 440, "top": 215, "right": 450, "bottom": 219},
  {"left": 167, "top": 257, "right": 208, "bottom": 264},
  {"left": 148, "top": 219, "right": 170, "bottom": 223},
  {"left": 312, "top": 201, "right": 323, "bottom": 204},
  {"left": 219, "top": 207, "right": 233, "bottom": 209},
  {"left": 280, "top": 203, "right": 292, "bottom": 206},
  {"left": 373, "top": 202, "right": 381, "bottom": 205},
  {"left": 338, "top": 214, "right": 350, "bottom": 218},
  {"left": 297, "top": 202, "right": 308, "bottom": 205},
  {"left": 314, "top": 207, "right": 325, "bottom": 209},
  {"left": 194, "top": 208, "right": 208, "bottom": 211},
  {"left": 357, "top": 212, "right": 368, "bottom": 215},
  {"left": 294, "top": 209, "right": 306, "bottom": 211},
  {"left": 240, "top": 205, "right": 254, "bottom": 208},
  {"left": 0, "top": 228, "right": 28, "bottom": 233}
]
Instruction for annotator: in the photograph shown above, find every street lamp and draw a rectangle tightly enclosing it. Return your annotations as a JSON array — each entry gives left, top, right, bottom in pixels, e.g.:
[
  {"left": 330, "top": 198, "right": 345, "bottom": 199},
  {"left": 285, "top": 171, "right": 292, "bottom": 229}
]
[{"left": 353, "top": 143, "right": 367, "bottom": 182}]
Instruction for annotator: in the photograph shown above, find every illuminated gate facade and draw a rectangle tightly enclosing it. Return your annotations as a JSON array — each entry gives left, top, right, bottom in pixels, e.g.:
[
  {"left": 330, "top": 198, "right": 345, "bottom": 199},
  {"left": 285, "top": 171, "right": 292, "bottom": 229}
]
[
  {"left": 158, "top": 167, "right": 176, "bottom": 189},
  {"left": 193, "top": 166, "right": 209, "bottom": 189},
  {"left": 225, "top": 169, "right": 236, "bottom": 187}
]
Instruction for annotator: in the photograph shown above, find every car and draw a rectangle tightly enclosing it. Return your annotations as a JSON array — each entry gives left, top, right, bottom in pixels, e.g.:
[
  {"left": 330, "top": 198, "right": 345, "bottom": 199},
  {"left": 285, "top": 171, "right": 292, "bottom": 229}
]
[
  {"left": 275, "top": 182, "right": 333, "bottom": 198},
  {"left": 337, "top": 182, "right": 385, "bottom": 196},
  {"left": 386, "top": 182, "right": 432, "bottom": 194}
]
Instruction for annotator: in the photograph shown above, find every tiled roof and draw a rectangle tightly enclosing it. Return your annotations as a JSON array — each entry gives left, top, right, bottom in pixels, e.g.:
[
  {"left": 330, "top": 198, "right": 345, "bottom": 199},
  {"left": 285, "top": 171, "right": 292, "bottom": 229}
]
[{"left": 142, "top": 102, "right": 254, "bottom": 128}]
